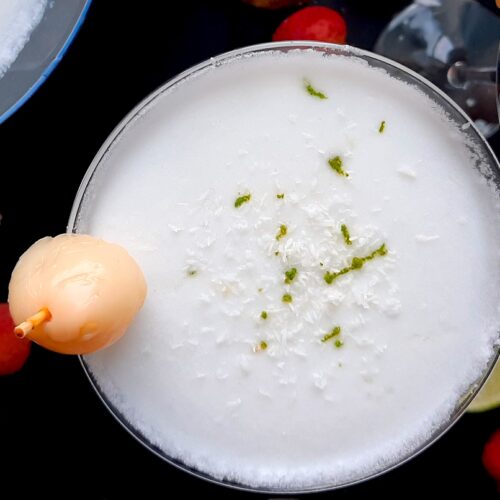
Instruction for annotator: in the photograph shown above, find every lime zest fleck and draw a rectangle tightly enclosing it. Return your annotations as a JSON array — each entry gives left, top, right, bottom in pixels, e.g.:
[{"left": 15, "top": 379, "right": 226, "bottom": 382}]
[
  {"left": 282, "top": 293, "right": 293, "bottom": 303},
  {"left": 364, "top": 243, "right": 388, "bottom": 260},
  {"left": 277, "top": 193, "right": 285, "bottom": 199},
  {"left": 284, "top": 267, "right": 298, "bottom": 284},
  {"left": 187, "top": 268, "right": 198, "bottom": 277},
  {"left": 328, "top": 156, "right": 349, "bottom": 177},
  {"left": 324, "top": 267, "right": 349, "bottom": 284},
  {"left": 276, "top": 224, "right": 288, "bottom": 241},
  {"left": 275, "top": 251, "right": 280, "bottom": 256},
  {"left": 234, "top": 193, "right": 251, "bottom": 208},
  {"left": 324, "top": 243, "right": 388, "bottom": 284},
  {"left": 335, "top": 339, "right": 344, "bottom": 348},
  {"left": 304, "top": 79, "right": 328, "bottom": 99},
  {"left": 351, "top": 257, "right": 364, "bottom": 269},
  {"left": 321, "top": 326, "right": 341, "bottom": 343},
  {"left": 258, "top": 288, "right": 263, "bottom": 293},
  {"left": 341, "top": 224, "right": 352, "bottom": 245},
  {"left": 379, "top": 120, "right": 386, "bottom": 133},
  {"left": 255, "top": 340, "right": 268, "bottom": 352},
  {"left": 260, "top": 311, "right": 268, "bottom": 320}
]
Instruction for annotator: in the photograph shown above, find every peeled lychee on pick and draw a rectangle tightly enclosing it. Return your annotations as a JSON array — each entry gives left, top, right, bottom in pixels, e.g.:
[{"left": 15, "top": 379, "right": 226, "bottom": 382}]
[{"left": 8, "top": 234, "right": 147, "bottom": 355}]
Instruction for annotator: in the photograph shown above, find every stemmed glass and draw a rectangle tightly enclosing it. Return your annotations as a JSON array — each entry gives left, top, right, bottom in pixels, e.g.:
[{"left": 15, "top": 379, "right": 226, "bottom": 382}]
[{"left": 375, "top": 0, "right": 500, "bottom": 137}]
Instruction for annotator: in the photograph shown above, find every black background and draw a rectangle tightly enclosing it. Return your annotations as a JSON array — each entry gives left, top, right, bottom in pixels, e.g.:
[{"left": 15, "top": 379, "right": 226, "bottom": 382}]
[{"left": 1, "top": 1, "right": 499, "bottom": 497}]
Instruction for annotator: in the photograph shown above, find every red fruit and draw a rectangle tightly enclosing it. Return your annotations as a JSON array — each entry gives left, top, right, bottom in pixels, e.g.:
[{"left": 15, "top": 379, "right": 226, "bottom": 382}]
[
  {"left": 483, "top": 429, "right": 500, "bottom": 483},
  {"left": 0, "top": 303, "right": 30, "bottom": 375},
  {"left": 273, "top": 6, "right": 347, "bottom": 44}
]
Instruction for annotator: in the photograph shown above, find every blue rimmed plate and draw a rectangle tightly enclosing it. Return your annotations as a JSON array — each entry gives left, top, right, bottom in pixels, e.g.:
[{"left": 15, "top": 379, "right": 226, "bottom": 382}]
[{"left": 0, "top": 0, "right": 92, "bottom": 125}]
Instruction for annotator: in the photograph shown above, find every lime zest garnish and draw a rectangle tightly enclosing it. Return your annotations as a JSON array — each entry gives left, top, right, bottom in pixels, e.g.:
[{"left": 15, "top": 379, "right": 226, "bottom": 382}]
[
  {"left": 324, "top": 243, "right": 388, "bottom": 284},
  {"left": 276, "top": 224, "right": 288, "bottom": 241},
  {"left": 234, "top": 193, "right": 251, "bottom": 208},
  {"left": 321, "top": 326, "right": 341, "bottom": 343},
  {"left": 277, "top": 193, "right": 285, "bottom": 199},
  {"left": 282, "top": 293, "right": 293, "bottom": 303},
  {"left": 304, "top": 80, "right": 328, "bottom": 99},
  {"left": 341, "top": 224, "right": 352, "bottom": 245},
  {"left": 255, "top": 340, "right": 268, "bottom": 352},
  {"left": 379, "top": 120, "right": 386, "bottom": 133},
  {"left": 328, "top": 156, "right": 349, "bottom": 177},
  {"left": 260, "top": 311, "right": 268, "bottom": 320},
  {"left": 284, "top": 267, "right": 298, "bottom": 284}
]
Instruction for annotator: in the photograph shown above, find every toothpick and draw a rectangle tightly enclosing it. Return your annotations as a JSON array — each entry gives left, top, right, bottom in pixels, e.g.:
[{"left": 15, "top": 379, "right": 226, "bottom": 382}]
[{"left": 14, "top": 308, "right": 52, "bottom": 338}]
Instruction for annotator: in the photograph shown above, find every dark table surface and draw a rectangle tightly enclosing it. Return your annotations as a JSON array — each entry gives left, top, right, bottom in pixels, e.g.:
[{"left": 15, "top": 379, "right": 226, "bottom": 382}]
[{"left": 1, "top": 1, "right": 499, "bottom": 497}]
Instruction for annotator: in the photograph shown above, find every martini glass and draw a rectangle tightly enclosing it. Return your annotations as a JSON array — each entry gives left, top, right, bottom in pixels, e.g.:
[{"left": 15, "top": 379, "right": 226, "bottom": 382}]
[
  {"left": 69, "top": 42, "right": 500, "bottom": 493},
  {"left": 375, "top": 0, "right": 500, "bottom": 137}
]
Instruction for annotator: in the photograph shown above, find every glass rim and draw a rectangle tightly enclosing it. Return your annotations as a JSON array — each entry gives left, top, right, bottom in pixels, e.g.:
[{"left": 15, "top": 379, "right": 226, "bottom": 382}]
[{"left": 68, "top": 41, "right": 500, "bottom": 494}]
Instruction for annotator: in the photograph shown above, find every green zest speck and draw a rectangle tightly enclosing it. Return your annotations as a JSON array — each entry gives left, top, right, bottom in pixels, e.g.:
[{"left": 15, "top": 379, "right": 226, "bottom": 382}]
[
  {"left": 341, "top": 224, "right": 352, "bottom": 245},
  {"left": 234, "top": 193, "right": 251, "bottom": 208},
  {"left": 321, "top": 326, "right": 341, "bottom": 343},
  {"left": 324, "top": 243, "right": 388, "bottom": 284},
  {"left": 260, "top": 311, "right": 268, "bottom": 320},
  {"left": 305, "top": 80, "right": 328, "bottom": 99},
  {"left": 284, "top": 267, "right": 298, "bottom": 284},
  {"left": 187, "top": 269, "right": 197, "bottom": 276},
  {"left": 282, "top": 293, "right": 293, "bottom": 303},
  {"left": 276, "top": 224, "right": 288, "bottom": 241},
  {"left": 335, "top": 339, "right": 344, "bottom": 348},
  {"left": 351, "top": 257, "right": 364, "bottom": 269},
  {"left": 260, "top": 341, "right": 268, "bottom": 351},
  {"left": 324, "top": 268, "right": 349, "bottom": 284},
  {"left": 277, "top": 193, "right": 285, "bottom": 199},
  {"left": 328, "top": 156, "right": 349, "bottom": 177},
  {"left": 379, "top": 120, "right": 386, "bottom": 133}
]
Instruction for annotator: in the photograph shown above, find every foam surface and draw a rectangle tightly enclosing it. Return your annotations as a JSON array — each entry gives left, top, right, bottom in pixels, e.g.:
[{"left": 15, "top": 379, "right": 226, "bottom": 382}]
[{"left": 78, "top": 50, "right": 500, "bottom": 489}]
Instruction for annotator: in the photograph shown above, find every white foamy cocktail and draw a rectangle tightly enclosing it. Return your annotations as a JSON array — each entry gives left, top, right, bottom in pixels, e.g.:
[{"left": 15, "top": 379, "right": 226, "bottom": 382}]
[
  {"left": 74, "top": 47, "right": 500, "bottom": 490},
  {"left": 0, "top": 0, "right": 47, "bottom": 78}
]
